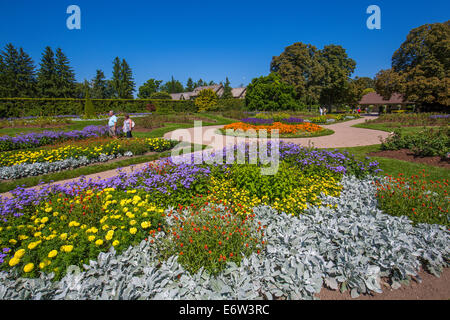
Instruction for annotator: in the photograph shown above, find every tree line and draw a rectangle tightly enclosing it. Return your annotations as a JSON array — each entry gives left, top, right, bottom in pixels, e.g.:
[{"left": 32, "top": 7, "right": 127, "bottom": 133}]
[
  {"left": 247, "top": 20, "right": 449, "bottom": 111},
  {"left": 0, "top": 43, "right": 236, "bottom": 100},
  {"left": 137, "top": 76, "right": 237, "bottom": 99}
]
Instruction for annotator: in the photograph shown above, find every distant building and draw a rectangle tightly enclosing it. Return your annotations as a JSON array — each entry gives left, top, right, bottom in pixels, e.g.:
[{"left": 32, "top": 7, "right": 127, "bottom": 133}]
[
  {"left": 359, "top": 92, "right": 412, "bottom": 112},
  {"left": 170, "top": 84, "right": 246, "bottom": 100}
]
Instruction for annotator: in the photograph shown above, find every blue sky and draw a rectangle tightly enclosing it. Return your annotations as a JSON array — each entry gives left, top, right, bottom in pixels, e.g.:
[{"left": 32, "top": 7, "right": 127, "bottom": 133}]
[{"left": 0, "top": 0, "right": 448, "bottom": 91}]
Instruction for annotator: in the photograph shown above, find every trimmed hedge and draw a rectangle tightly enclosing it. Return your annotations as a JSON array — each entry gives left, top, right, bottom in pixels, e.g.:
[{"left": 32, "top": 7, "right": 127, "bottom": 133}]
[{"left": 0, "top": 98, "right": 246, "bottom": 118}]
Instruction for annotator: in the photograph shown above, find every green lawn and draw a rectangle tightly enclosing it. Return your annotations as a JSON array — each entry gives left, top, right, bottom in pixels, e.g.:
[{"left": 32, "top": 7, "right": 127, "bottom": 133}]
[
  {"left": 329, "top": 144, "right": 450, "bottom": 181},
  {"left": 353, "top": 122, "right": 440, "bottom": 134},
  {"left": 348, "top": 121, "right": 449, "bottom": 180},
  {"left": 0, "top": 113, "right": 236, "bottom": 137}
]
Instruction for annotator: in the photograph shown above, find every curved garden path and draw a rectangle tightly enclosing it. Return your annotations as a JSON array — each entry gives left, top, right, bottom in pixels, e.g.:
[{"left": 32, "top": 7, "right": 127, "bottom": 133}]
[
  {"left": 163, "top": 116, "right": 390, "bottom": 150},
  {"left": 1, "top": 116, "right": 388, "bottom": 198}
]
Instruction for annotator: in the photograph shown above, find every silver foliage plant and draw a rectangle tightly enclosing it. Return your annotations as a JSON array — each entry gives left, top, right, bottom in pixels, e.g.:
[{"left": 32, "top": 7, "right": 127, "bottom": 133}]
[
  {"left": 0, "top": 175, "right": 448, "bottom": 300},
  {"left": 0, "top": 153, "right": 134, "bottom": 180}
]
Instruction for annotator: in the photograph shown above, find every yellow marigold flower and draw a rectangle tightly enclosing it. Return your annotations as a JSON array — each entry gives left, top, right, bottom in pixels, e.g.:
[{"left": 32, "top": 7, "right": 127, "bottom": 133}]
[
  {"left": 62, "top": 245, "right": 73, "bottom": 253},
  {"left": 88, "top": 235, "right": 96, "bottom": 242},
  {"left": 9, "top": 239, "right": 17, "bottom": 245},
  {"left": 129, "top": 227, "right": 137, "bottom": 235},
  {"left": 141, "top": 221, "right": 151, "bottom": 229},
  {"left": 59, "top": 233, "right": 68, "bottom": 240},
  {"left": 95, "top": 239, "right": 104, "bottom": 246},
  {"left": 105, "top": 230, "right": 114, "bottom": 241},
  {"left": 24, "top": 263, "right": 34, "bottom": 273},
  {"left": 41, "top": 217, "right": 49, "bottom": 223},
  {"left": 9, "top": 257, "right": 20, "bottom": 267},
  {"left": 44, "top": 207, "right": 52, "bottom": 213},
  {"left": 39, "top": 262, "right": 46, "bottom": 269},
  {"left": 129, "top": 220, "right": 136, "bottom": 226},
  {"left": 28, "top": 242, "right": 39, "bottom": 250},
  {"left": 18, "top": 235, "right": 29, "bottom": 240},
  {"left": 112, "top": 240, "right": 120, "bottom": 247},
  {"left": 48, "top": 250, "right": 58, "bottom": 258},
  {"left": 14, "top": 249, "right": 26, "bottom": 259}
]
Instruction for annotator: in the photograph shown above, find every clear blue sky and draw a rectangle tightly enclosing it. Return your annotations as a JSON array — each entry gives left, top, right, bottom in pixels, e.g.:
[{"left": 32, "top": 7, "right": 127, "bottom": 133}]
[{"left": 0, "top": 0, "right": 448, "bottom": 91}]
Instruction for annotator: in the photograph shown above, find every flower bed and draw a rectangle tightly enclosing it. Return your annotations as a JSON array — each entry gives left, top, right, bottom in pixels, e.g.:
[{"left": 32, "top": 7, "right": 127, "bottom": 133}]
[
  {"left": 307, "top": 114, "right": 360, "bottom": 124},
  {"left": 0, "top": 143, "right": 448, "bottom": 300},
  {"left": 222, "top": 122, "right": 324, "bottom": 136},
  {"left": 380, "top": 127, "right": 449, "bottom": 159},
  {"left": 0, "top": 175, "right": 448, "bottom": 300},
  {"left": 0, "top": 125, "right": 110, "bottom": 152},
  {"left": 0, "top": 138, "right": 177, "bottom": 180},
  {"left": 375, "top": 171, "right": 449, "bottom": 227},
  {"left": 0, "top": 143, "right": 379, "bottom": 279}
]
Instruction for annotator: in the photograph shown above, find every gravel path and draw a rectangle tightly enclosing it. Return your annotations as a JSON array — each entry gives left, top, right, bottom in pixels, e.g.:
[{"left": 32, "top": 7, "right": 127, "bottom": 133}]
[{"left": 163, "top": 116, "right": 390, "bottom": 150}]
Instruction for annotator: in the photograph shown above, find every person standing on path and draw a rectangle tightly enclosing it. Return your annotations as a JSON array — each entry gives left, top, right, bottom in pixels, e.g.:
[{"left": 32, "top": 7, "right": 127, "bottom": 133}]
[
  {"left": 122, "top": 114, "right": 135, "bottom": 138},
  {"left": 108, "top": 111, "right": 118, "bottom": 138},
  {"left": 319, "top": 106, "right": 323, "bottom": 116}
]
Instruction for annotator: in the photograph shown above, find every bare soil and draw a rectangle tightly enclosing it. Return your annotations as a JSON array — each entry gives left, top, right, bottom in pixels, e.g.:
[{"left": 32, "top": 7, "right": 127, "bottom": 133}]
[
  {"left": 316, "top": 267, "right": 450, "bottom": 300},
  {"left": 368, "top": 149, "right": 450, "bottom": 169}
]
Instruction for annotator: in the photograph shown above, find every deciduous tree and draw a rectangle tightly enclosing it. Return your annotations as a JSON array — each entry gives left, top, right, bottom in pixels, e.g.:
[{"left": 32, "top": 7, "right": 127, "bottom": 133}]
[
  {"left": 138, "top": 78, "right": 163, "bottom": 98},
  {"left": 245, "top": 73, "right": 299, "bottom": 111}
]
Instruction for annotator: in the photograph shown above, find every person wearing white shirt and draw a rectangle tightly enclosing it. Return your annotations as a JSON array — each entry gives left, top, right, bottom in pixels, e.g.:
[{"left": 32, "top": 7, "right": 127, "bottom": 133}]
[
  {"left": 122, "top": 114, "right": 135, "bottom": 138},
  {"left": 108, "top": 111, "right": 118, "bottom": 137}
]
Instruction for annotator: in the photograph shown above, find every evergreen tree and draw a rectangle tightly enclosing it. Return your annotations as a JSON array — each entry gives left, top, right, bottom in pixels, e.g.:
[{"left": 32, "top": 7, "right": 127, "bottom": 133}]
[
  {"left": 222, "top": 77, "right": 233, "bottom": 99},
  {"left": 111, "top": 57, "right": 135, "bottom": 98},
  {"left": 1, "top": 43, "right": 20, "bottom": 97},
  {"left": 111, "top": 57, "right": 122, "bottom": 98},
  {"left": 195, "top": 79, "right": 206, "bottom": 87},
  {"left": 160, "top": 76, "right": 184, "bottom": 93},
  {"left": 16, "top": 48, "right": 36, "bottom": 97},
  {"left": 84, "top": 81, "right": 95, "bottom": 118},
  {"left": 120, "top": 58, "right": 135, "bottom": 99},
  {"left": 91, "top": 69, "right": 108, "bottom": 99},
  {"left": 0, "top": 44, "right": 36, "bottom": 97},
  {"left": 185, "top": 77, "right": 194, "bottom": 92},
  {"left": 105, "top": 80, "right": 116, "bottom": 99},
  {"left": 37, "top": 46, "right": 58, "bottom": 98},
  {"left": 0, "top": 55, "right": 6, "bottom": 97},
  {"left": 55, "top": 48, "right": 76, "bottom": 98}
]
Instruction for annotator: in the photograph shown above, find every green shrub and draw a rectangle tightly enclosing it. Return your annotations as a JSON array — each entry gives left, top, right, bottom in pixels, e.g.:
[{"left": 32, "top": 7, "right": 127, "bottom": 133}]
[
  {"left": 149, "top": 91, "right": 172, "bottom": 100},
  {"left": 0, "top": 98, "right": 197, "bottom": 118},
  {"left": 381, "top": 127, "right": 449, "bottom": 158},
  {"left": 245, "top": 73, "right": 300, "bottom": 111},
  {"left": 194, "top": 89, "right": 218, "bottom": 112},
  {"left": 84, "top": 97, "right": 95, "bottom": 118}
]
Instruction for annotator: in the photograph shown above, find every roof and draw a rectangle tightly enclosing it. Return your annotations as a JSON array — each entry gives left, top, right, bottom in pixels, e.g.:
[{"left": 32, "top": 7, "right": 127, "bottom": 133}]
[
  {"left": 170, "top": 84, "right": 247, "bottom": 100},
  {"left": 170, "top": 93, "right": 183, "bottom": 100},
  {"left": 193, "top": 85, "right": 222, "bottom": 94},
  {"left": 359, "top": 92, "right": 410, "bottom": 105},
  {"left": 231, "top": 87, "right": 246, "bottom": 98}
]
